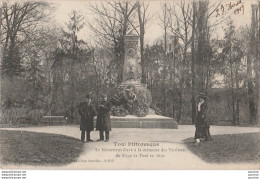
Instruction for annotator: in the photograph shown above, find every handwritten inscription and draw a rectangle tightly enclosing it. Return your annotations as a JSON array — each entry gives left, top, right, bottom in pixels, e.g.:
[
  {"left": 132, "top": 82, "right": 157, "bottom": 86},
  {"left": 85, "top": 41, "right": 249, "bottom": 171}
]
[{"left": 215, "top": 0, "right": 244, "bottom": 17}]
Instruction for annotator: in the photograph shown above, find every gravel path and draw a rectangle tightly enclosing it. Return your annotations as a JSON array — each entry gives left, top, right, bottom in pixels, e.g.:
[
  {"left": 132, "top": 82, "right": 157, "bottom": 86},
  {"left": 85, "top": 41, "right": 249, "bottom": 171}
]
[{"left": 1, "top": 125, "right": 259, "bottom": 169}]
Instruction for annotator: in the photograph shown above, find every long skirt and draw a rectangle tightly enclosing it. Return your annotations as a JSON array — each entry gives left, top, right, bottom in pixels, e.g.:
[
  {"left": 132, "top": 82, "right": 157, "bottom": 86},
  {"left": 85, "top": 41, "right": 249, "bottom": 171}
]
[{"left": 195, "top": 126, "right": 211, "bottom": 141}]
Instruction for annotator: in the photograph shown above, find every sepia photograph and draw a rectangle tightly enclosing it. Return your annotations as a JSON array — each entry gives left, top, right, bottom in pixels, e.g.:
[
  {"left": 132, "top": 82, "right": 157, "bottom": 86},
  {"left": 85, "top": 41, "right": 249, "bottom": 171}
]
[{"left": 0, "top": 0, "right": 259, "bottom": 171}]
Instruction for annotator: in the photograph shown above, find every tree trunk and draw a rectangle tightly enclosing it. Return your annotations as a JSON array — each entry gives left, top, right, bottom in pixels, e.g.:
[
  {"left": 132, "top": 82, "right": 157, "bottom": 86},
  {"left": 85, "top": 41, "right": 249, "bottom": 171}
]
[
  {"left": 230, "top": 44, "right": 236, "bottom": 125},
  {"left": 70, "top": 24, "right": 77, "bottom": 123},
  {"left": 235, "top": 63, "right": 240, "bottom": 125},
  {"left": 248, "top": 5, "right": 257, "bottom": 124},
  {"left": 258, "top": 1, "right": 260, "bottom": 123},
  {"left": 163, "top": 3, "right": 167, "bottom": 116},
  {"left": 70, "top": 65, "right": 75, "bottom": 123},
  {"left": 191, "top": 1, "right": 196, "bottom": 125},
  {"left": 0, "top": 7, "right": 2, "bottom": 122},
  {"left": 197, "top": 1, "right": 208, "bottom": 93},
  {"left": 247, "top": 54, "right": 256, "bottom": 124},
  {"left": 119, "top": 38, "right": 124, "bottom": 84},
  {"left": 45, "top": 54, "right": 52, "bottom": 116},
  {"left": 255, "top": 3, "right": 260, "bottom": 123},
  {"left": 178, "top": 42, "right": 187, "bottom": 124},
  {"left": 177, "top": 92, "right": 183, "bottom": 124},
  {"left": 137, "top": 2, "right": 146, "bottom": 84}
]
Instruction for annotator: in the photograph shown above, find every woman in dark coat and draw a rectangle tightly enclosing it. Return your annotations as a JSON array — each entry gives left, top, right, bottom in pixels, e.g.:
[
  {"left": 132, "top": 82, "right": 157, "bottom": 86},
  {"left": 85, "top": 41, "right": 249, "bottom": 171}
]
[
  {"left": 78, "top": 94, "right": 96, "bottom": 142},
  {"left": 195, "top": 93, "right": 212, "bottom": 143},
  {"left": 96, "top": 94, "right": 111, "bottom": 142}
]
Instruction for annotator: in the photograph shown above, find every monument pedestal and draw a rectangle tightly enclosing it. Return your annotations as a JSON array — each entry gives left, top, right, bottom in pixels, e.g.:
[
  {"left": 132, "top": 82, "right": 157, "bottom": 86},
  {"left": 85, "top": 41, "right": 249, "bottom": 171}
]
[{"left": 94, "top": 115, "right": 178, "bottom": 129}]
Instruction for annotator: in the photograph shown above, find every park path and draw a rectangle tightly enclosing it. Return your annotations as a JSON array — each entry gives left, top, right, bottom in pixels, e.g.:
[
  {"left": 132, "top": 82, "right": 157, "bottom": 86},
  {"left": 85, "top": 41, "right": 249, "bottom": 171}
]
[{"left": 0, "top": 125, "right": 259, "bottom": 169}]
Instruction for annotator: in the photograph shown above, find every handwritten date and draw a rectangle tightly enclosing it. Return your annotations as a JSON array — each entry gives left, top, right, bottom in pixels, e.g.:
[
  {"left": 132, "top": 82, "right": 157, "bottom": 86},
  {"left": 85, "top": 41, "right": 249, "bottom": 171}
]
[{"left": 215, "top": 0, "right": 244, "bottom": 17}]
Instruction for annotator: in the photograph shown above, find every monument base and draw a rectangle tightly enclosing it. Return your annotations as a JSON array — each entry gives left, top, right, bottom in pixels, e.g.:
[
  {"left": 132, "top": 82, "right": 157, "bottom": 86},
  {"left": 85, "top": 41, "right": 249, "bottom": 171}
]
[{"left": 94, "top": 115, "right": 178, "bottom": 129}]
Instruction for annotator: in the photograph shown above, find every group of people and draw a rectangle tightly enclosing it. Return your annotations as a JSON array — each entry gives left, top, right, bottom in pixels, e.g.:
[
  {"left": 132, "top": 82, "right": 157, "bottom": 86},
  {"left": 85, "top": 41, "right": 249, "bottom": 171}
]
[
  {"left": 78, "top": 93, "right": 111, "bottom": 142},
  {"left": 78, "top": 92, "right": 211, "bottom": 144}
]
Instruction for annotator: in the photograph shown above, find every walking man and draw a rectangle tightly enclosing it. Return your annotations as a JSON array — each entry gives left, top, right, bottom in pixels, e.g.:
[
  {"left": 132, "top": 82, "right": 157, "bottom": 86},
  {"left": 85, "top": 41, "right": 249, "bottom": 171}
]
[{"left": 78, "top": 93, "right": 96, "bottom": 142}]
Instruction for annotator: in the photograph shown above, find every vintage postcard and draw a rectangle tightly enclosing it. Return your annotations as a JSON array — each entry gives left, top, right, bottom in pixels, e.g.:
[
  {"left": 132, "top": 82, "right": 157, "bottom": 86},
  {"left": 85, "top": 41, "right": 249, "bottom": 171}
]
[{"left": 0, "top": 0, "right": 259, "bottom": 171}]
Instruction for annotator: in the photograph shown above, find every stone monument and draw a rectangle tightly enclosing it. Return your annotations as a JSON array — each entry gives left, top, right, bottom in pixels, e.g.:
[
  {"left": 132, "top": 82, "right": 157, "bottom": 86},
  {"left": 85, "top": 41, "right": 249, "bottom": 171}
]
[
  {"left": 109, "top": 33, "right": 178, "bottom": 129},
  {"left": 123, "top": 34, "right": 140, "bottom": 82}
]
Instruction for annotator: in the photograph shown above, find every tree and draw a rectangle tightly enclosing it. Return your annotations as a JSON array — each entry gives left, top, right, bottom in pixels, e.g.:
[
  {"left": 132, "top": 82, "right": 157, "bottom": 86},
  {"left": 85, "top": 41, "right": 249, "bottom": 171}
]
[
  {"left": 219, "top": 19, "right": 247, "bottom": 125},
  {"left": 196, "top": 1, "right": 209, "bottom": 93},
  {"left": 258, "top": 1, "right": 260, "bottom": 123},
  {"left": 88, "top": 1, "right": 138, "bottom": 84},
  {"left": 1, "top": 1, "right": 56, "bottom": 124},
  {"left": 1, "top": 1, "right": 52, "bottom": 79},
  {"left": 252, "top": 3, "right": 259, "bottom": 123},
  {"left": 143, "top": 42, "right": 164, "bottom": 114},
  {"left": 166, "top": 0, "right": 223, "bottom": 123},
  {"left": 24, "top": 50, "right": 46, "bottom": 122},
  {"left": 136, "top": 2, "right": 154, "bottom": 84},
  {"left": 158, "top": 2, "right": 171, "bottom": 116},
  {"left": 247, "top": 4, "right": 259, "bottom": 124},
  {"left": 40, "top": 26, "right": 62, "bottom": 116},
  {"left": 59, "top": 10, "right": 86, "bottom": 123},
  {"left": 191, "top": 0, "right": 197, "bottom": 124},
  {"left": 169, "top": 1, "right": 193, "bottom": 123}
]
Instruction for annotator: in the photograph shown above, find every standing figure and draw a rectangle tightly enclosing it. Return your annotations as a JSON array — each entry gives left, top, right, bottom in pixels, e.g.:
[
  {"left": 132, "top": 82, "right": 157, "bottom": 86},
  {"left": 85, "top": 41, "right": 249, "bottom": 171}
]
[
  {"left": 78, "top": 93, "right": 96, "bottom": 142},
  {"left": 96, "top": 94, "right": 112, "bottom": 142},
  {"left": 194, "top": 93, "right": 212, "bottom": 144}
]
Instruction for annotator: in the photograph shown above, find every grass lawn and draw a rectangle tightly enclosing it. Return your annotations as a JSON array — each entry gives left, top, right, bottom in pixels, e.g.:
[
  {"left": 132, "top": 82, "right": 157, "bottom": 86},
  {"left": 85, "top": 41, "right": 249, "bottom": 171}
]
[
  {"left": 0, "top": 130, "right": 84, "bottom": 166},
  {"left": 183, "top": 132, "right": 260, "bottom": 164}
]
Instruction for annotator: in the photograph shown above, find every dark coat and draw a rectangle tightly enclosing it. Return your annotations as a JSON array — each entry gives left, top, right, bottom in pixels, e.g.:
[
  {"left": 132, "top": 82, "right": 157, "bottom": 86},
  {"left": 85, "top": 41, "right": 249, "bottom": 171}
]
[
  {"left": 96, "top": 101, "right": 112, "bottom": 131},
  {"left": 195, "top": 101, "right": 211, "bottom": 140},
  {"left": 78, "top": 101, "right": 96, "bottom": 131},
  {"left": 195, "top": 101, "right": 209, "bottom": 128}
]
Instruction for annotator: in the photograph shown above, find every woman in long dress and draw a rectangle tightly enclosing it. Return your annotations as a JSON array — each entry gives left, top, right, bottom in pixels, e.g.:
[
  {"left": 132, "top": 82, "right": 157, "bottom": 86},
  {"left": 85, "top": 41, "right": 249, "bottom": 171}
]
[{"left": 195, "top": 93, "right": 212, "bottom": 144}]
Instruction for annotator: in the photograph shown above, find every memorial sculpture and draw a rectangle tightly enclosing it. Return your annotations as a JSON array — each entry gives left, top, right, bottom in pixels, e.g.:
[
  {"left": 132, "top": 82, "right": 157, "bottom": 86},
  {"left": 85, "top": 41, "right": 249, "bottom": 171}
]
[
  {"left": 110, "top": 33, "right": 153, "bottom": 117},
  {"left": 101, "top": 33, "right": 177, "bottom": 128}
]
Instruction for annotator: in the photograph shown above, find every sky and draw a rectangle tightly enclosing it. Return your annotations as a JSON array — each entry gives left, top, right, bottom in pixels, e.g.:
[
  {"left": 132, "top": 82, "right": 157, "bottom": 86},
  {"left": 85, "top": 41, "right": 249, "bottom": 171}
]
[
  {"left": 52, "top": 0, "right": 162, "bottom": 44},
  {"left": 51, "top": 0, "right": 255, "bottom": 45}
]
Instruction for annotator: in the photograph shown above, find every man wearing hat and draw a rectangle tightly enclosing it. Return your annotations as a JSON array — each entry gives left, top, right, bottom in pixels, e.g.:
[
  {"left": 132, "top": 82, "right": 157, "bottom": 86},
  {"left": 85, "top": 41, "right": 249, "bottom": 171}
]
[
  {"left": 96, "top": 94, "right": 112, "bottom": 142},
  {"left": 194, "top": 93, "right": 212, "bottom": 144},
  {"left": 78, "top": 93, "right": 96, "bottom": 142}
]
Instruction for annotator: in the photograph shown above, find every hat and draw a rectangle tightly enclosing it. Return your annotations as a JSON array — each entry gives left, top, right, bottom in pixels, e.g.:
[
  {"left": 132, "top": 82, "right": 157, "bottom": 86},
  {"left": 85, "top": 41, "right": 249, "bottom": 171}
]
[
  {"left": 101, "top": 94, "right": 107, "bottom": 98},
  {"left": 198, "top": 93, "right": 207, "bottom": 99},
  {"left": 85, "top": 93, "right": 90, "bottom": 99}
]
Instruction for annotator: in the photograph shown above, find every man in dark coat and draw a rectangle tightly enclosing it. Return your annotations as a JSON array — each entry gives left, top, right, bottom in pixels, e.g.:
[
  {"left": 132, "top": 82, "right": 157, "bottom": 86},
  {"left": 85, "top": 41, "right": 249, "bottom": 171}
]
[
  {"left": 96, "top": 94, "right": 111, "bottom": 142},
  {"left": 194, "top": 93, "right": 212, "bottom": 143},
  {"left": 78, "top": 93, "right": 96, "bottom": 142}
]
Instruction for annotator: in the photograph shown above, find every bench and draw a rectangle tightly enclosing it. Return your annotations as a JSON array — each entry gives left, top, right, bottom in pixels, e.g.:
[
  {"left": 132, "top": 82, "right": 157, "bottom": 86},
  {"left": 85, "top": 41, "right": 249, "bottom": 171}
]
[{"left": 42, "top": 116, "right": 67, "bottom": 125}]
